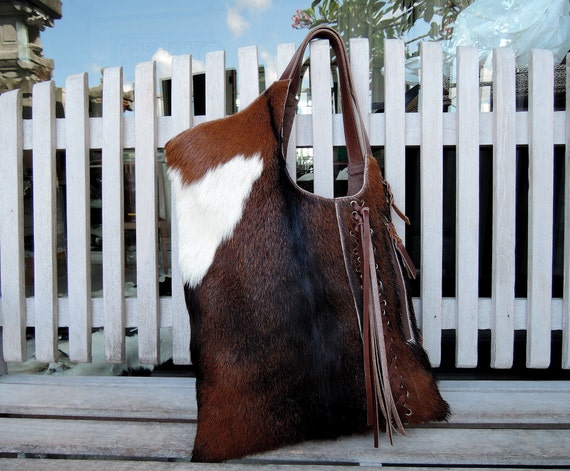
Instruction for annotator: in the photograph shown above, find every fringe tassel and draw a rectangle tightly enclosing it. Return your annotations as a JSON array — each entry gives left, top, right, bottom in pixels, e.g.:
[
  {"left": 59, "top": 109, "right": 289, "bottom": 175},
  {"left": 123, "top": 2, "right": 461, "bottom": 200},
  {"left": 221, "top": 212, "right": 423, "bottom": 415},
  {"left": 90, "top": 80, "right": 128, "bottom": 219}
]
[{"left": 351, "top": 201, "right": 406, "bottom": 446}]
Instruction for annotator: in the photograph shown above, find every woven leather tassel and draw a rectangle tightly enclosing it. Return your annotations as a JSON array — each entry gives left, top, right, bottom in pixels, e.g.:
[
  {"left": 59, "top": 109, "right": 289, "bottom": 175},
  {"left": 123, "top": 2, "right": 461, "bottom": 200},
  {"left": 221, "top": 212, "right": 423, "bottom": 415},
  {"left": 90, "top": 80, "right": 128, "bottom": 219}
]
[{"left": 351, "top": 200, "right": 406, "bottom": 446}]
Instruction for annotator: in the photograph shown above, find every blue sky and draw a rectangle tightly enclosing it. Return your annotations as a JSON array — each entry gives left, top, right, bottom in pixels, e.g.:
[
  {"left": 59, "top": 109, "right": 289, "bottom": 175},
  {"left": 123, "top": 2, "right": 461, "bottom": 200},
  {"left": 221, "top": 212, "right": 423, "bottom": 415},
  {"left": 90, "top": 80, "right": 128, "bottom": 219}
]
[{"left": 41, "top": 0, "right": 312, "bottom": 88}]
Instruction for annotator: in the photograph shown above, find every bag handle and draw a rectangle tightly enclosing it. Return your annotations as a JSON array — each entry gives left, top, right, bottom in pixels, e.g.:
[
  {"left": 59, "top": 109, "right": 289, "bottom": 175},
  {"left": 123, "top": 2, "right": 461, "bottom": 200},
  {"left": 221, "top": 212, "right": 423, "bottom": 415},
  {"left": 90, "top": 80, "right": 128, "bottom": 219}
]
[{"left": 280, "top": 26, "right": 371, "bottom": 195}]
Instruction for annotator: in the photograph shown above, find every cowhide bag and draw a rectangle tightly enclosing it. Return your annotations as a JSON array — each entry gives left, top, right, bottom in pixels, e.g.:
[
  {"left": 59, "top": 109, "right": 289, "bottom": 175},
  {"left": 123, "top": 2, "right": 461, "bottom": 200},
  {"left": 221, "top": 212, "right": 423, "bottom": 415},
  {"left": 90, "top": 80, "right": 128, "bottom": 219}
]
[{"left": 166, "top": 26, "right": 450, "bottom": 462}]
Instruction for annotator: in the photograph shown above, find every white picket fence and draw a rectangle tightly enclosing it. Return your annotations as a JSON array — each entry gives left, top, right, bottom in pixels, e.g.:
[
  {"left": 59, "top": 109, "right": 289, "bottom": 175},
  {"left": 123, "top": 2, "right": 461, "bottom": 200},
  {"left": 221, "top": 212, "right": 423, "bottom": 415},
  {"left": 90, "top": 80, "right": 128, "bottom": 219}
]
[{"left": 0, "top": 38, "right": 569, "bottom": 373}]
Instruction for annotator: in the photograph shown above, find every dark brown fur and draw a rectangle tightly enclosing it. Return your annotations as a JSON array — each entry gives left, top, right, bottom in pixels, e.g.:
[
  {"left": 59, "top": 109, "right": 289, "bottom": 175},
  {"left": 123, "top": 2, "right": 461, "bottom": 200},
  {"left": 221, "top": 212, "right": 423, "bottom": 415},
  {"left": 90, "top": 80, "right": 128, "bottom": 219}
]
[{"left": 166, "top": 77, "right": 449, "bottom": 463}]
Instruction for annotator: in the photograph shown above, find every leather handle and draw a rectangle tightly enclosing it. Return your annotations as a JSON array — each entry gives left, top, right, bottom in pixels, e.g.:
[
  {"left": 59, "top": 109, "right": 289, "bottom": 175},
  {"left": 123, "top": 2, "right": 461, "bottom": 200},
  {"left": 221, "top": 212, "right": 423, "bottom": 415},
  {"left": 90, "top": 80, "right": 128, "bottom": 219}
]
[{"left": 280, "top": 26, "right": 371, "bottom": 194}]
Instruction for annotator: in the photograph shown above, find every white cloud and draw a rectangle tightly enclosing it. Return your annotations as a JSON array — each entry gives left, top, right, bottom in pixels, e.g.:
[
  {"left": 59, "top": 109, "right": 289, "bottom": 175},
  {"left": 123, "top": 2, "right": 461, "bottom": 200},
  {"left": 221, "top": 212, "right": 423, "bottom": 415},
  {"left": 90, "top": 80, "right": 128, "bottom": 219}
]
[
  {"left": 192, "top": 58, "right": 205, "bottom": 74},
  {"left": 90, "top": 63, "right": 104, "bottom": 79},
  {"left": 227, "top": 0, "right": 272, "bottom": 37},
  {"left": 151, "top": 48, "right": 204, "bottom": 77},
  {"left": 227, "top": 6, "right": 250, "bottom": 37},
  {"left": 260, "top": 49, "right": 277, "bottom": 85},
  {"left": 152, "top": 47, "right": 173, "bottom": 79},
  {"left": 237, "top": 0, "right": 271, "bottom": 12}
]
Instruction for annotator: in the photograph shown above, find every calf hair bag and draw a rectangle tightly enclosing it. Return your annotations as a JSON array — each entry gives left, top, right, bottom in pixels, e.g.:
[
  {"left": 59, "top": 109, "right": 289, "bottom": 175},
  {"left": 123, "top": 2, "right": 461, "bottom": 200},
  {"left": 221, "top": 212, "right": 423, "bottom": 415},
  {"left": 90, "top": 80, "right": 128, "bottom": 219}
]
[{"left": 166, "top": 26, "right": 450, "bottom": 462}]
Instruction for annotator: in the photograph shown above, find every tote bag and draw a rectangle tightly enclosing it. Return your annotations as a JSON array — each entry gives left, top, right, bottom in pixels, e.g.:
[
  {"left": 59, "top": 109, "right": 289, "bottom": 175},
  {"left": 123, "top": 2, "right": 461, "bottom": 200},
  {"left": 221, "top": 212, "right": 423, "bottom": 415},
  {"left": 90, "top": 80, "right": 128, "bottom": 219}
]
[{"left": 166, "top": 26, "right": 450, "bottom": 463}]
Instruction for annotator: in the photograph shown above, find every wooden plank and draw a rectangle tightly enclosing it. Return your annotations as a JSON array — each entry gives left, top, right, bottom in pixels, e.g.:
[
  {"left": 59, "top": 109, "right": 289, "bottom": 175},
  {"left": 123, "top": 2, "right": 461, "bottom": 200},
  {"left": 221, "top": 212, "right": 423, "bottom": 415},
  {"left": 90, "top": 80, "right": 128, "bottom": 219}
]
[
  {"left": 102, "top": 67, "right": 126, "bottom": 363},
  {"left": 0, "top": 460, "right": 397, "bottom": 471},
  {"left": 527, "top": 49, "right": 554, "bottom": 368},
  {"left": 17, "top": 290, "right": 566, "bottom": 333},
  {"left": 206, "top": 50, "right": 226, "bottom": 120},
  {"left": 170, "top": 54, "right": 193, "bottom": 365},
  {"left": 276, "top": 43, "right": 297, "bottom": 180},
  {"left": 3, "top": 376, "right": 568, "bottom": 426},
  {"left": 32, "top": 80, "right": 58, "bottom": 363},
  {"left": 419, "top": 41, "right": 443, "bottom": 366},
  {"left": 310, "top": 39, "right": 334, "bottom": 198},
  {"left": 135, "top": 61, "right": 160, "bottom": 364},
  {"left": 564, "top": 54, "right": 570, "bottom": 369},
  {"left": 441, "top": 380, "right": 570, "bottom": 426},
  {"left": 383, "top": 39, "right": 407, "bottom": 240},
  {"left": 0, "top": 332, "right": 6, "bottom": 375},
  {"left": 0, "top": 376, "right": 197, "bottom": 420},
  {"left": 0, "top": 89, "right": 26, "bottom": 363},
  {"left": 254, "top": 428, "right": 570, "bottom": 467},
  {"left": 0, "top": 418, "right": 568, "bottom": 466},
  {"left": 65, "top": 73, "right": 92, "bottom": 362},
  {"left": 349, "top": 37, "right": 369, "bottom": 134},
  {"left": 455, "top": 47, "right": 479, "bottom": 368},
  {"left": 48, "top": 108, "right": 570, "bottom": 151},
  {"left": 491, "top": 48, "right": 516, "bottom": 369},
  {"left": 0, "top": 417, "right": 194, "bottom": 460},
  {"left": 237, "top": 45, "right": 259, "bottom": 110}
]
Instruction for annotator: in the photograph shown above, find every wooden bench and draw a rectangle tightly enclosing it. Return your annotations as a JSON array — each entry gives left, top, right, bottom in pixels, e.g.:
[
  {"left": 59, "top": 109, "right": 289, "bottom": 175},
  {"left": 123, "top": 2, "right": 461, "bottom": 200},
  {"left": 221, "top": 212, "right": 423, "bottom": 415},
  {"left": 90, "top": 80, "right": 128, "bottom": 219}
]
[
  {"left": 1, "top": 38, "right": 570, "bottom": 470},
  {"left": 1, "top": 375, "right": 569, "bottom": 469}
]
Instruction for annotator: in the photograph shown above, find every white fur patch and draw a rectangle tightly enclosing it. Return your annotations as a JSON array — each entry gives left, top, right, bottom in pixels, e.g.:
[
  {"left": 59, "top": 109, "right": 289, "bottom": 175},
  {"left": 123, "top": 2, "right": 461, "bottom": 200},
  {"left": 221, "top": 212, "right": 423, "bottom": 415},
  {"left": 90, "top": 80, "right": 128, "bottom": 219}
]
[{"left": 169, "top": 153, "right": 264, "bottom": 288}]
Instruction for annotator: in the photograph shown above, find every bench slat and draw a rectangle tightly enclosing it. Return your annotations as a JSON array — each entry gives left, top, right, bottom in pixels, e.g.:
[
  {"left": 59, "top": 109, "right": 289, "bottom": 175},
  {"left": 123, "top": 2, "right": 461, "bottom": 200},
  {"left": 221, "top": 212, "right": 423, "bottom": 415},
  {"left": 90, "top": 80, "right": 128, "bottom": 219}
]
[
  {"left": 1, "top": 377, "right": 569, "bottom": 426},
  {"left": 0, "top": 460, "right": 428, "bottom": 471},
  {"left": 0, "top": 417, "right": 567, "bottom": 467}
]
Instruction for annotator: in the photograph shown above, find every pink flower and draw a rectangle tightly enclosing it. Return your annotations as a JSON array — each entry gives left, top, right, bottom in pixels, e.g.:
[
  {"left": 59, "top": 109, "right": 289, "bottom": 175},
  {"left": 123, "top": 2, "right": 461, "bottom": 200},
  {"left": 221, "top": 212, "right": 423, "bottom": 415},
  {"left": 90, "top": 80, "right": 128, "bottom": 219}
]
[{"left": 291, "top": 9, "right": 312, "bottom": 29}]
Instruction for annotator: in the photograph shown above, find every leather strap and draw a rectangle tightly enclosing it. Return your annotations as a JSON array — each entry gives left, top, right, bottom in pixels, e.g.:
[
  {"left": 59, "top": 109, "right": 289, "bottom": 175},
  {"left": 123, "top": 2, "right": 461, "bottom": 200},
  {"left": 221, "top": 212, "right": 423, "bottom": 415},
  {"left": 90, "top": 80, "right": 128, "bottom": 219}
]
[
  {"left": 280, "top": 26, "right": 370, "bottom": 195},
  {"left": 352, "top": 200, "right": 406, "bottom": 445},
  {"left": 283, "top": 27, "right": 417, "bottom": 445}
]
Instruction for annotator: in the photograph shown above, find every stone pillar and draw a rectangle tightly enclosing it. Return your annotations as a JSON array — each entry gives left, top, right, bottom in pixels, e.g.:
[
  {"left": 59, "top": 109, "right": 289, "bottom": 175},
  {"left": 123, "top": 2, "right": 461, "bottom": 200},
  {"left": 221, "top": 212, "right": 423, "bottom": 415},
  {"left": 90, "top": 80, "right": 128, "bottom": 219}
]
[{"left": 0, "top": 0, "right": 62, "bottom": 116}]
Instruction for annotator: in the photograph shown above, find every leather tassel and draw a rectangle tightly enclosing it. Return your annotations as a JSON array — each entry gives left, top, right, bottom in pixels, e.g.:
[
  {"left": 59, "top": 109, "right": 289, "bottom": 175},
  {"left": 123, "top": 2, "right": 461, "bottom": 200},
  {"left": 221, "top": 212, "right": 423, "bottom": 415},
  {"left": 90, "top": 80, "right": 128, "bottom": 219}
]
[{"left": 351, "top": 201, "right": 406, "bottom": 446}]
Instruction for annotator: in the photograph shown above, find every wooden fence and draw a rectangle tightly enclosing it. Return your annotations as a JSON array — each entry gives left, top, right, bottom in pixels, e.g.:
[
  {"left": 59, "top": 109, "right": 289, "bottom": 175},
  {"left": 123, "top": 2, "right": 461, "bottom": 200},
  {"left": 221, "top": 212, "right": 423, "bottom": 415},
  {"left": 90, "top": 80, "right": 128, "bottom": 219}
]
[{"left": 0, "top": 38, "right": 569, "bottom": 373}]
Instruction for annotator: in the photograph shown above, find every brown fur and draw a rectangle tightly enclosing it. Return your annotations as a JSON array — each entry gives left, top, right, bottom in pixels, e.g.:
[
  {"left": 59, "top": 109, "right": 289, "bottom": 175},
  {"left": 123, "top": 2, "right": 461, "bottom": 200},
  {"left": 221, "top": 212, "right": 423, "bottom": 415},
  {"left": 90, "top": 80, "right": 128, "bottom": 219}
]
[{"left": 167, "top": 75, "right": 449, "bottom": 463}]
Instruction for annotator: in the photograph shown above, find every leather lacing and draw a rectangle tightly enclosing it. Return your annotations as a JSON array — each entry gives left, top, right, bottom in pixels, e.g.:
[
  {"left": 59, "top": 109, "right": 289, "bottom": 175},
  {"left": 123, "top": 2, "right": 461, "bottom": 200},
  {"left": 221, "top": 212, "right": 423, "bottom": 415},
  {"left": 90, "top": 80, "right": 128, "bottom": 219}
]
[{"left": 350, "top": 199, "right": 413, "bottom": 446}]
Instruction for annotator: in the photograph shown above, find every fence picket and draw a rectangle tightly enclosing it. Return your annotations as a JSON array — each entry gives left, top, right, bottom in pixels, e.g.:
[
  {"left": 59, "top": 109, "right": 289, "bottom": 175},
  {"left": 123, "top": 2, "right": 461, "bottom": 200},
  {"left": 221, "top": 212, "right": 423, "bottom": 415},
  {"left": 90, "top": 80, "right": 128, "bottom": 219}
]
[
  {"left": 102, "top": 67, "right": 126, "bottom": 363},
  {"left": 206, "top": 50, "right": 226, "bottom": 120},
  {"left": 0, "top": 89, "right": 26, "bottom": 363},
  {"left": 491, "top": 48, "right": 516, "bottom": 368},
  {"left": 455, "top": 47, "right": 480, "bottom": 368},
  {"left": 135, "top": 61, "right": 160, "bottom": 364},
  {"left": 170, "top": 55, "right": 193, "bottom": 365},
  {"left": 527, "top": 49, "right": 554, "bottom": 368},
  {"left": 65, "top": 73, "right": 92, "bottom": 362},
  {"left": 562, "top": 54, "right": 570, "bottom": 369},
  {"left": 383, "top": 39, "right": 407, "bottom": 241},
  {"left": 311, "top": 39, "right": 334, "bottom": 198},
  {"left": 276, "top": 43, "right": 297, "bottom": 179},
  {"left": 238, "top": 45, "right": 259, "bottom": 109},
  {"left": 419, "top": 41, "right": 444, "bottom": 366},
  {"left": 32, "top": 81, "right": 58, "bottom": 362},
  {"left": 0, "top": 40, "right": 568, "bottom": 372},
  {"left": 350, "top": 38, "right": 370, "bottom": 134}
]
